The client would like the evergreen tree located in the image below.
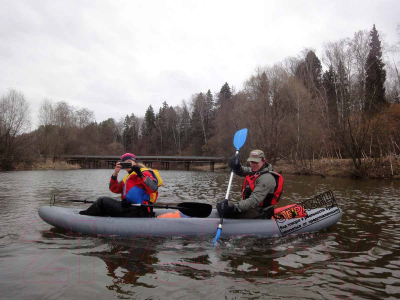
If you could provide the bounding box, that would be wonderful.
[365,24,387,113]
[99,118,118,145]
[122,115,133,151]
[257,71,269,103]
[143,105,155,136]
[216,82,232,107]
[205,89,215,136]
[181,102,191,149]
[323,66,339,127]
[155,102,169,154]
[122,113,140,152]
[295,50,323,97]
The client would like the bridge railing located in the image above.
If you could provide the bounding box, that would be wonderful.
[60,155,228,171]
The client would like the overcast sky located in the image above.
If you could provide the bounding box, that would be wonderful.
[1,0,399,128]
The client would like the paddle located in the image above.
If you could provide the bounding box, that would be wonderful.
[51,196,212,218]
[213,128,248,246]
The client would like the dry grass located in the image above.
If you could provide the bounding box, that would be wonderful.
[14,160,81,171]
[275,157,400,179]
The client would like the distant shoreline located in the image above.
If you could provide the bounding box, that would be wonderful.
[12,160,81,171]
[4,158,400,180]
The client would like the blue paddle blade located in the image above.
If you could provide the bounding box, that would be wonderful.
[213,228,222,246]
[233,128,248,150]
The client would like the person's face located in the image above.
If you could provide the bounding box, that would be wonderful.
[249,159,264,172]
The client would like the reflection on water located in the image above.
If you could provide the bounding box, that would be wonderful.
[0,170,400,299]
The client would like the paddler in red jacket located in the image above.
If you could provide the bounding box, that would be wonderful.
[79,153,159,217]
[217,150,283,219]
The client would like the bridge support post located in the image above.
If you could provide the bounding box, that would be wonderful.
[185,162,190,171]
[163,162,170,170]
[210,162,215,172]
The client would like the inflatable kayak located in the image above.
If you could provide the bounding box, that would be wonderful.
[38,205,342,237]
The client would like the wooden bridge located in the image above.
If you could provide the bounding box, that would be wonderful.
[61,155,228,171]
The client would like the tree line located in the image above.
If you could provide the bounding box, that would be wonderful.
[1,25,400,176]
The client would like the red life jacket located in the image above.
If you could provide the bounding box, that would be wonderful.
[241,170,283,207]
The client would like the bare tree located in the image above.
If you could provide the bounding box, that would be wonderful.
[38,98,54,126]
[76,108,95,129]
[38,100,76,162]
[37,99,54,161]
[190,92,214,149]
[0,89,31,168]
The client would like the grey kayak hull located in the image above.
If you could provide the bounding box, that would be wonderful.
[38,206,342,237]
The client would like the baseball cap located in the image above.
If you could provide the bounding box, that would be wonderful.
[247,150,265,162]
[121,153,136,162]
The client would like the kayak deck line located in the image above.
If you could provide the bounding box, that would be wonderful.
[38,206,342,238]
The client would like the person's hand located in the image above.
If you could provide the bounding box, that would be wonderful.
[230,154,241,173]
[113,162,122,177]
[260,205,274,219]
[131,165,143,178]
[216,200,237,217]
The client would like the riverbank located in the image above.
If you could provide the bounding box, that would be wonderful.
[275,157,400,180]
[12,160,81,171]
[193,157,400,180]
[5,157,400,179]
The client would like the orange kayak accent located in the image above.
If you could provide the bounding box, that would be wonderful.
[157,210,182,218]
[272,204,307,219]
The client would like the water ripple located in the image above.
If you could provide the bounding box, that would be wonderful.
[0,171,399,299]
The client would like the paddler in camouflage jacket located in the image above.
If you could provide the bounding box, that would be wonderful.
[217,150,284,219]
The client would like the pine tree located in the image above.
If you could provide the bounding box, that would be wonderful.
[216,82,232,107]
[122,113,140,152]
[155,102,169,154]
[181,102,191,149]
[144,105,155,136]
[122,115,133,151]
[323,66,338,127]
[205,89,214,136]
[295,50,323,98]
[365,24,387,113]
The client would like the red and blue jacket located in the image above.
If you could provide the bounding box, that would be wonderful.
[109,168,159,205]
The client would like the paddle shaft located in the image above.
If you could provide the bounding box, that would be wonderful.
[219,150,238,226]
[214,128,248,246]
[51,198,212,218]
[55,199,200,210]
[224,153,237,200]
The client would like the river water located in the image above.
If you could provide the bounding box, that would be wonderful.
[0,169,399,300]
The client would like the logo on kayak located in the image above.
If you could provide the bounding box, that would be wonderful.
[274,204,305,223]
[273,190,340,236]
